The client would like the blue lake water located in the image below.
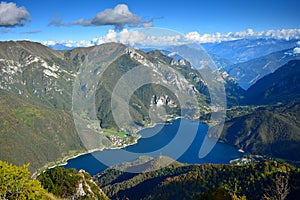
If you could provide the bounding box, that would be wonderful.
[64,118,243,175]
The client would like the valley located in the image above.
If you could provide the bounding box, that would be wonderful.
[1,1,300,199]
[1,38,300,200]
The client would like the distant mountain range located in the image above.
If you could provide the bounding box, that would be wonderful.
[46,43,74,50]
[245,60,300,104]
[202,38,299,63]
[225,48,300,89]
[45,38,300,90]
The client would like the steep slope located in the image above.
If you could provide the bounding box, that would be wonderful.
[221,60,300,161]
[245,60,300,105]
[221,100,300,161]
[38,167,109,199]
[0,40,78,110]
[210,53,234,69]
[94,156,300,200]
[0,41,244,172]
[0,89,84,171]
[73,43,210,141]
[225,48,300,89]
[202,38,298,63]
[0,41,244,171]
[164,44,245,105]
[0,41,87,171]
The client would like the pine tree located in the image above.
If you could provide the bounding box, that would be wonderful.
[0,160,46,199]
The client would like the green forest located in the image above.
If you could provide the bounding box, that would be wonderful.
[3,157,299,200]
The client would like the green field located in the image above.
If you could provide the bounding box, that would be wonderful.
[102,128,128,138]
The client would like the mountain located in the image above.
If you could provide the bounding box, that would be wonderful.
[157,47,234,70]
[220,60,300,161]
[38,166,109,199]
[225,48,300,89]
[222,100,300,161]
[209,53,234,69]
[164,44,246,105]
[2,40,300,199]
[0,41,86,171]
[0,41,244,172]
[203,38,299,63]
[94,156,300,200]
[0,89,85,172]
[245,60,300,104]
[47,43,74,50]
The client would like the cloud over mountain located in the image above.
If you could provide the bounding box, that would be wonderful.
[0,2,30,27]
[44,28,300,49]
[49,4,152,30]
[185,29,300,43]
[293,47,300,54]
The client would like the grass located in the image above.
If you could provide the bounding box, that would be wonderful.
[102,128,128,138]
[11,107,45,127]
[0,90,86,172]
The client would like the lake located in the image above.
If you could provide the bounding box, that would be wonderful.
[64,118,243,175]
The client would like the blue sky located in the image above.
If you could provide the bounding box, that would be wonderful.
[1,0,300,45]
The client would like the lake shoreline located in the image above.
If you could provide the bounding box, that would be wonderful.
[57,117,184,167]
[35,116,239,177]
[62,118,244,176]
[34,117,181,177]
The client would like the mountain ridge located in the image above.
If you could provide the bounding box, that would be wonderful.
[245,60,300,104]
[203,38,299,63]
[224,48,300,89]
[0,40,244,172]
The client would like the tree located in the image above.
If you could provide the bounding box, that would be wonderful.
[37,167,80,198]
[0,160,46,199]
[197,187,233,200]
[263,173,290,200]
[38,167,109,200]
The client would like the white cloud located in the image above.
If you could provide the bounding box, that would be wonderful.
[49,4,152,30]
[142,20,153,28]
[119,29,146,46]
[90,29,184,47]
[257,29,300,40]
[43,28,300,49]
[0,2,30,27]
[43,40,56,46]
[42,40,93,48]
[292,40,300,54]
[233,28,255,38]
[90,29,147,46]
[105,29,118,42]
[184,28,300,43]
[185,32,201,41]
[184,31,238,43]
[90,4,141,29]
[91,29,118,45]
[293,47,300,54]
